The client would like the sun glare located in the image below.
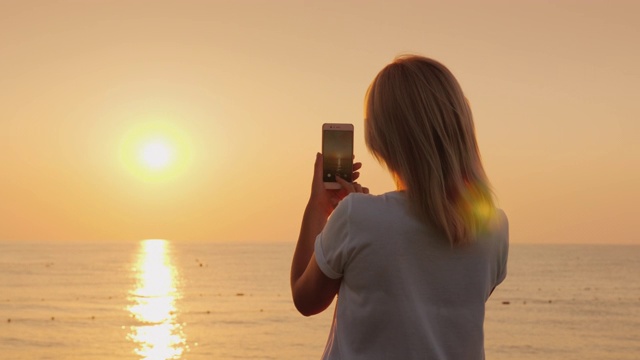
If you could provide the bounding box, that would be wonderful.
[128,239,186,359]
[120,122,192,183]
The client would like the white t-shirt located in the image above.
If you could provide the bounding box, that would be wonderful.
[314,191,509,360]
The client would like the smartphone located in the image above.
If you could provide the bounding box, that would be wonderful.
[322,123,354,189]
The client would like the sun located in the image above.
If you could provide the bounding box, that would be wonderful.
[139,140,174,170]
[120,122,192,182]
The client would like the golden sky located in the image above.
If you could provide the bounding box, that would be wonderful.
[1,1,638,244]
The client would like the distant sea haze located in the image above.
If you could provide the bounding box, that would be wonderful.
[0,241,638,359]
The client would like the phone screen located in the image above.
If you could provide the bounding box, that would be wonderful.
[323,129,354,183]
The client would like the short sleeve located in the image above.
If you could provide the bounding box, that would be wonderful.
[314,195,352,280]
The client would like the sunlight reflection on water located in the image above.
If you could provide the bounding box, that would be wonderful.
[128,239,187,359]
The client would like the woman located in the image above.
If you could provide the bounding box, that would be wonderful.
[290,55,508,359]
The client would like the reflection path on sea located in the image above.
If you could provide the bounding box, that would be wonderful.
[128,239,187,359]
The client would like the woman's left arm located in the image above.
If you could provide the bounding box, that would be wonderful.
[290,200,339,316]
[290,153,367,316]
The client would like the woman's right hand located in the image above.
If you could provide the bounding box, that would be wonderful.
[335,174,369,195]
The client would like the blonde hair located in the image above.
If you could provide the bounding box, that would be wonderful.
[365,55,496,246]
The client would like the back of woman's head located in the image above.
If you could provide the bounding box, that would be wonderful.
[365,55,496,246]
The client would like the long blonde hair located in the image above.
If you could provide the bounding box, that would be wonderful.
[365,55,496,246]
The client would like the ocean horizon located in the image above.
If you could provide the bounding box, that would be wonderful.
[1,241,638,359]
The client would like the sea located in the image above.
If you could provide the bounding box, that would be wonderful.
[0,241,638,359]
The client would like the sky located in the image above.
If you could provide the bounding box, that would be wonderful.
[1,0,638,244]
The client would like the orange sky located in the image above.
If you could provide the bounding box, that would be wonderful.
[1,1,638,244]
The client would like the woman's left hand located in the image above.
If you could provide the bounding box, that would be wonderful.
[308,153,369,216]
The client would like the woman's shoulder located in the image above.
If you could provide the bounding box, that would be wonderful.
[478,208,509,248]
[344,191,410,222]
[493,208,509,233]
[346,191,405,207]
